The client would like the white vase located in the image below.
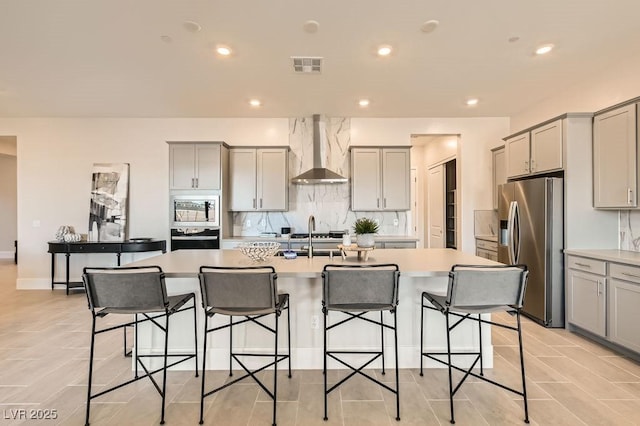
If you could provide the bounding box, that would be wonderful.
[356,233,375,248]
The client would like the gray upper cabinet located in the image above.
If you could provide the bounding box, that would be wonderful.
[593,103,638,208]
[505,119,563,179]
[169,143,222,190]
[229,148,288,211]
[492,145,506,210]
[351,147,410,211]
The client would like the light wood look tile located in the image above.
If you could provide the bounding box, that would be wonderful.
[1,260,639,425]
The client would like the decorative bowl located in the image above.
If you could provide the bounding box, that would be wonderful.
[238,241,281,261]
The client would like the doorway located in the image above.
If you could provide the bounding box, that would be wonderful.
[0,136,17,263]
[410,134,459,249]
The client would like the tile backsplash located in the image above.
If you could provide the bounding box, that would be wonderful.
[232,116,409,236]
[474,209,498,237]
[619,210,640,251]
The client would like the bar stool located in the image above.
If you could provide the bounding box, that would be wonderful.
[321,264,401,421]
[82,265,198,426]
[198,266,291,426]
[420,264,530,424]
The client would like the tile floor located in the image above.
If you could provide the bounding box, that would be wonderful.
[0,259,639,425]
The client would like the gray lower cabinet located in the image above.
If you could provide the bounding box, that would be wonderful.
[475,238,498,261]
[608,263,640,353]
[567,266,607,337]
[566,253,640,355]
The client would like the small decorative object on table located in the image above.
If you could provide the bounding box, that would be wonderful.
[353,217,379,248]
[338,244,374,261]
[238,241,281,261]
[55,225,82,242]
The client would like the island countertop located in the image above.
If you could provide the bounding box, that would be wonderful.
[129,247,500,278]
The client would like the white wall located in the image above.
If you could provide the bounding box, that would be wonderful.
[0,118,289,288]
[351,117,510,254]
[2,116,508,288]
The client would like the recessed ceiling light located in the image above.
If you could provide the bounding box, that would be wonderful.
[160,35,172,43]
[249,99,261,107]
[183,21,202,33]
[359,99,370,107]
[377,45,392,56]
[420,20,439,33]
[508,36,520,43]
[535,44,554,55]
[466,98,479,106]
[216,46,232,56]
[303,20,320,33]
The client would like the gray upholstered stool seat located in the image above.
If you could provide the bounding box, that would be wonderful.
[420,264,530,424]
[322,263,401,422]
[82,265,198,426]
[198,265,291,426]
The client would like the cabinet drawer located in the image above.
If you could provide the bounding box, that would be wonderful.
[567,256,606,275]
[610,263,640,284]
[476,239,497,251]
[67,243,120,253]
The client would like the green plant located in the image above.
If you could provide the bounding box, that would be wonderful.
[353,217,379,235]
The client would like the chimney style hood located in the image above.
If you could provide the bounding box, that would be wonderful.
[291,114,348,184]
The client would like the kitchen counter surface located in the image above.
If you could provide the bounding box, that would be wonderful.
[129,248,500,370]
[129,247,497,278]
[564,249,640,266]
[223,235,419,243]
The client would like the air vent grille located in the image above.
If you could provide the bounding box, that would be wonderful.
[291,57,322,73]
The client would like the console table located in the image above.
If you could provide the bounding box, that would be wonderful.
[48,240,167,294]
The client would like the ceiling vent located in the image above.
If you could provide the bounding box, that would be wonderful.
[291,57,322,73]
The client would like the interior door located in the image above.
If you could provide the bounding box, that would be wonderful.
[427,165,444,248]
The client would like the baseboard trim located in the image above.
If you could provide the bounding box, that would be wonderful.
[16,278,52,290]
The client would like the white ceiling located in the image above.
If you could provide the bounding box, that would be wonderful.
[1,0,639,118]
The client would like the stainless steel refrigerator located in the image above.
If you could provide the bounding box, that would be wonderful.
[498,177,564,327]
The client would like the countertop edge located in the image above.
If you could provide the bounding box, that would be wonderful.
[564,249,640,266]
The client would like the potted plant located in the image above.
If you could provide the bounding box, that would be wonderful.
[353,217,379,248]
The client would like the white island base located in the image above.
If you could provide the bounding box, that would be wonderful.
[130,248,498,370]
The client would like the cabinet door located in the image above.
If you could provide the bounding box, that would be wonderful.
[609,278,640,353]
[567,269,606,337]
[382,148,410,210]
[505,133,530,179]
[531,119,563,174]
[169,144,196,189]
[257,149,288,211]
[351,148,381,211]
[593,104,637,208]
[229,149,257,211]
[492,146,506,210]
[195,144,221,190]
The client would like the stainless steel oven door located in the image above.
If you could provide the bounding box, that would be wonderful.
[170,228,220,251]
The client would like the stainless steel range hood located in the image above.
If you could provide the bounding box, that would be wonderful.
[291,114,348,184]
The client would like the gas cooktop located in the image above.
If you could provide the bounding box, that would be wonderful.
[289,231,346,239]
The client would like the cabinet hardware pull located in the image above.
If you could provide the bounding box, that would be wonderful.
[191,178,195,188]
[530,159,535,171]
[574,262,591,268]
[597,281,603,296]
[628,188,633,205]
[621,272,640,279]
[524,160,529,172]
[253,198,256,209]
[260,198,263,208]
[384,198,387,208]
[377,198,380,208]
[195,178,199,188]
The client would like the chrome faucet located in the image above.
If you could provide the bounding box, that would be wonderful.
[308,215,316,258]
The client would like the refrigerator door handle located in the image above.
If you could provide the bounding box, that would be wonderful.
[513,201,521,263]
[507,201,516,264]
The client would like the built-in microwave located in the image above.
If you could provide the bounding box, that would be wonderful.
[171,195,220,228]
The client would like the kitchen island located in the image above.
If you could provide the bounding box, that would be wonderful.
[129,248,500,370]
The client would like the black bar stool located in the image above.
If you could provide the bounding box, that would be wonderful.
[198,265,291,426]
[420,264,530,424]
[82,265,198,426]
[321,263,401,421]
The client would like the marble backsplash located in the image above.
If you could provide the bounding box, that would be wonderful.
[474,210,498,237]
[619,210,640,251]
[232,116,409,236]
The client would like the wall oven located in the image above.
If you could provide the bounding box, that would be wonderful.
[170,228,220,251]
[171,194,220,228]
